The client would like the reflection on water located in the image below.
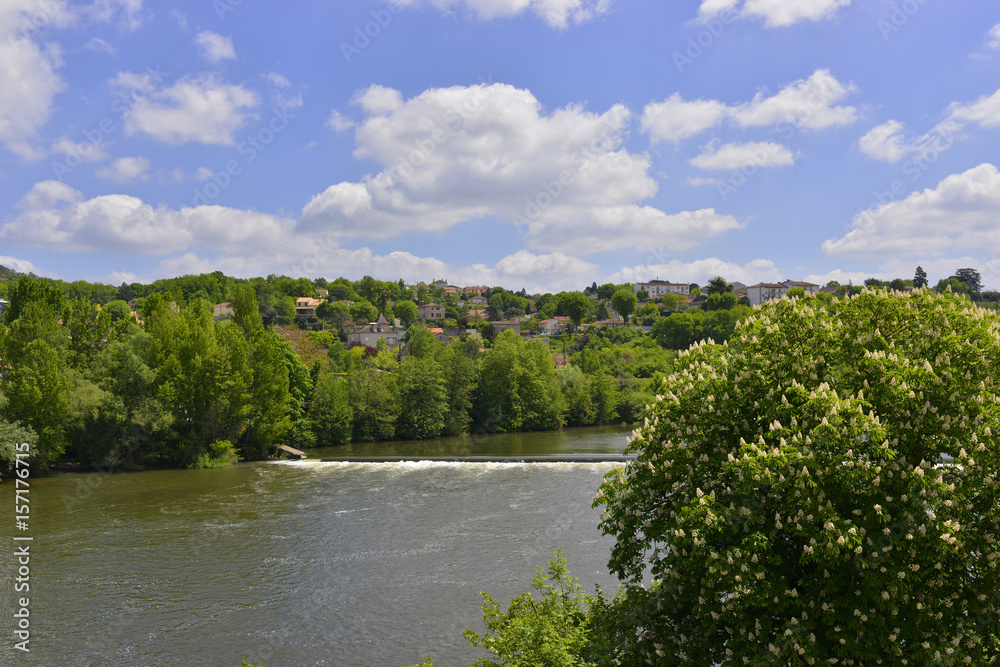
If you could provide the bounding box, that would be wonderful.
[0,426,629,667]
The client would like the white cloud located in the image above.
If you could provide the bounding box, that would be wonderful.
[699,0,849,27]
[642,69,858,144]
[195,31,235,63]
[641,94,729,143]
[95,156,150,183]
[987,24,1000,50]
[0,255,43,276]
[686,176,721,187]
[605,257,782,286]
[120,73,259,145]
[169,9,187,30]
[396,0,612,29]
[265,72,290,88]
[1,181,293,255]
[326,110,356,132]
[946,89,1000,129]
[0,2,69,159]
[50,137,111,162]
[858,88,1000,164]
[857,120,909,163]
[823,163,1000,257]
[84,36,115,54]
[300,83,741,255]
[85,0,145,31]
[690,140,794,170]
[194,166,213,181]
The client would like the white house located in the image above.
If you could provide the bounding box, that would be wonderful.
[634,281,690,298]
[347,313,401,349]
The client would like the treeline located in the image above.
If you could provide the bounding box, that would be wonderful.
[0,276,673,474]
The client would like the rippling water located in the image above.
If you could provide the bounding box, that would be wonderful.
[0,426,631,666]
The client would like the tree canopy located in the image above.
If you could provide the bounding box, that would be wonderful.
[596,289,1000,665]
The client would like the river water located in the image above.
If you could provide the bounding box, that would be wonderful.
[0,426,632,667]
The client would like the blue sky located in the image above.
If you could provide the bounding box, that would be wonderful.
[1,0,999,293]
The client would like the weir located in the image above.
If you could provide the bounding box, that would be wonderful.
[316,454,634,463]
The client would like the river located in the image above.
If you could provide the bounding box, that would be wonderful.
[0,425,632,666]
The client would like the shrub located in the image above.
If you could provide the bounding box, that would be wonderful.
[596,289,1000,664]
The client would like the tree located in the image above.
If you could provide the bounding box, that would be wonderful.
[103,300,132,322]
[320,301,351,336]
[651,310,704,349]
[935,277,970,295]
[610,289,637,323]
[705,291,738,311]
[705,276,731,295]
[596,289,1000,665]
[864,277,883,287]
[784,286,805,298]
[349,299,378,324]
[952,268,982,296]
[392,300,419,328]
[558,292,591,329]
[5,275,64,324]
[396,356,447,440]
[660,293,687,313]
[636,289,649,302]
[349,361,397,442]
[913,265,928,289]
[597,283,618,301]
[307,373,353,445]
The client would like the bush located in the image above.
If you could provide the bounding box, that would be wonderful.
[191,439,239,468]
[596,289,1000,664]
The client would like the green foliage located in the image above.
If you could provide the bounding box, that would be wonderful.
[785,286,806,298]
[914,265,928,289]
[596,289,1000,664]
[463,552,605,667]
[651,310,704,349]
[103,300,132,322]
[705,275,731,295]
[307,373,353,446]
[706,291,739,310]
[393,299,420,327]
[190,439,239,468]
[472,330,563,433]
[350,299,379,324]
[557,292,591,328]
[349,362,398,442]
[396,356,448,439]
[610,289,637,323]
[5,275,64,324]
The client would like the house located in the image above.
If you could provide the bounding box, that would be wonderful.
[634,281,690,298]
[418,302,446,322]
[315,288,329,298]
[492,320,521,335]
[213,302,234,319]
[347,313,402,349]
[0,300,8,317]
[592,318,626,328]
[428,327,451,343]
[746,280,821,306]
[537,317,569,335]
[467,295,488,306]
[444,285,461,296]
[782,280,820,294]
[466,308,486,320]
[463,285,489,295]
[295,297,323,317]
[727,281,747,291]
[431,279,449,289]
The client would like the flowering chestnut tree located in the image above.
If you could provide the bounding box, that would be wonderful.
[596,289,1000,665]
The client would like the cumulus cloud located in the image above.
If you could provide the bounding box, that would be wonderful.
[858,88,1000,164]
[642,69,857,143]
[0,2,70,158]
[50,137,111,163]
[300,83,741,255]
[689,140,794,170]
[95,156,151,183]
[195,31,235,63]
[987,24,1000,50]
[118,73,259,145]
[1,181,293,255]
[698,0,849,27]
[0,255,44,276]
[396,0,612,29]
[823,163,1000,257]
[326,110,356,132]
[605,257,782,286]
